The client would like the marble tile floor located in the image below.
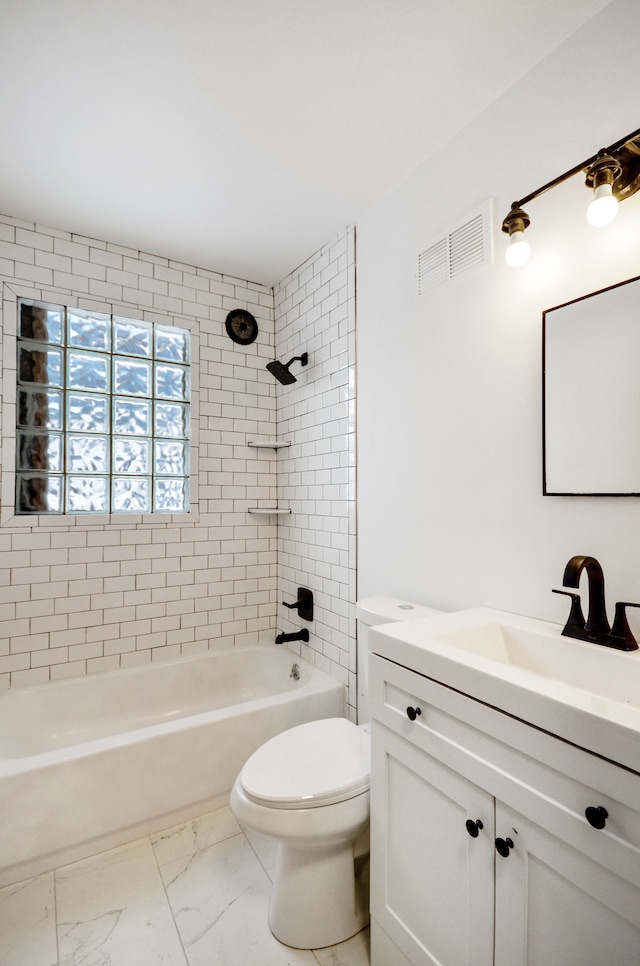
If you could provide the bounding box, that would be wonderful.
[0,804,370,966]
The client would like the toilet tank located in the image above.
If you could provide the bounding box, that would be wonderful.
[355,596,443,724]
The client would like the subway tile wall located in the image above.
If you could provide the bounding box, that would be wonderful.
[0,215,357,709]
[273,228,357,718]
[0,214,280,689]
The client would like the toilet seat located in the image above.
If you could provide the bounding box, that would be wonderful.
[239,717,370,809]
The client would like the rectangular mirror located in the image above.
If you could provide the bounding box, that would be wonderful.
[543,274,640,495]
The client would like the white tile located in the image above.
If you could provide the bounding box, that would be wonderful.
[151,806,242,867]
[2,216,356,711]
[241,826,279,879]
[56,838,187,966]
[0,874,57,966]
[312,926,370,966]
[160,831,316,966]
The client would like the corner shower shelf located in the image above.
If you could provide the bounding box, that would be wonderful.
[248,440,292,516]
[248,506,292,515]
[247,439,291,449]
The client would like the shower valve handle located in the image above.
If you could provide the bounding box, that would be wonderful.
[282,587,314,622]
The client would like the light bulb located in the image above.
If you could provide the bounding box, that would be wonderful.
[587,182,619,227]
[505,230,531,267]
[502,205,530,267]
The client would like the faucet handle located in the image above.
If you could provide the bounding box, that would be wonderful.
[282,587,313,622]
[552,589,586,640]
[609,602,640,651]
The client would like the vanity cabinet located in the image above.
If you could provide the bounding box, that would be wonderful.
[369,654,640,966]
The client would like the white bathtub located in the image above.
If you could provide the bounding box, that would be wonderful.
[0,645,344,886]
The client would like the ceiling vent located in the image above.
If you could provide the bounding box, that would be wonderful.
[416,200,493,296]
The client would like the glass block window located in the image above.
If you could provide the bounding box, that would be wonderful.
[16,300,190,515]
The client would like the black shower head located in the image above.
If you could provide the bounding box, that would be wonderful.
[266,352,308,385]
[266,359,297,385]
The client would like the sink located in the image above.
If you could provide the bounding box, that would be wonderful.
[432,620,640,706]
[369,608,640,773]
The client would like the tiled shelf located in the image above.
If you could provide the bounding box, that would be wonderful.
[247,440,291,449]
[248,507,292,515]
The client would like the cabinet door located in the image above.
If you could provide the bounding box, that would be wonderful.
[371,724,494,966]
[494,801,640,966]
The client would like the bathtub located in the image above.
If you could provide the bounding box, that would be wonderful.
[0,645,344,886]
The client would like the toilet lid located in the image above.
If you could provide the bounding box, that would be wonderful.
[240,717,370,809]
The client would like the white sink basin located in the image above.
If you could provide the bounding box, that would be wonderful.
[432,620,640,706]
[369,608,640,773]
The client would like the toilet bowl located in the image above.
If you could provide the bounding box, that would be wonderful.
[231,717,370,948]
[230,597,444,949]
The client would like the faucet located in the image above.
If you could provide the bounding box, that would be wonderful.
[275,629,310,645]
[553,555,639,651]
[562,555,610,640]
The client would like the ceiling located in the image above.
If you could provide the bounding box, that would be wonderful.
[1,0,612,286]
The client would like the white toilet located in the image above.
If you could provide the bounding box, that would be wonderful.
[230,596,443,949]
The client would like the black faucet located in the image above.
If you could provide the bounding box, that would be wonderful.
[553,555,639,651]
[562,555,610,640]
[275,629,310,645]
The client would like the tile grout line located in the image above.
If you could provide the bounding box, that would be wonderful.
[148,829,195,966]
[52,870,60,966]
[238,825,273,883]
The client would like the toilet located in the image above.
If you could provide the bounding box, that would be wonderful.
[230,596,443,949]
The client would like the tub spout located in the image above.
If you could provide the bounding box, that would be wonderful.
[275,629,310,645]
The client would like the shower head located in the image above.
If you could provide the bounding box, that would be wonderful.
[266,352,308,385]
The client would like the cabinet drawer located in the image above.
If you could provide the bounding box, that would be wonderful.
[370,653,640,887]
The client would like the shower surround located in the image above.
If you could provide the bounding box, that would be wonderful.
[0,215,357,713]
[273,229,357,715]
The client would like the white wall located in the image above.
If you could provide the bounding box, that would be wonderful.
[356,0,640,633]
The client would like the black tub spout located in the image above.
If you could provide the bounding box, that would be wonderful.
[275,629,310,645]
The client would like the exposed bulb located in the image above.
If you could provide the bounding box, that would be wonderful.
[587,182,619,227]
[505,230,531,267]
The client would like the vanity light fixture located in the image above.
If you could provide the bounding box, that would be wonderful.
[501,127,640,266]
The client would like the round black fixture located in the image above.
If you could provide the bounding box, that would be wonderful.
[495,836,514,857]
[466,819,483,838]
[406,706,422,721]
[225,309,258,346]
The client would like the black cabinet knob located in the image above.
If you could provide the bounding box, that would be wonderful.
[495,836,514,857]
[585,805,608,829]
[406,706,422,721]
[465,819,483,838]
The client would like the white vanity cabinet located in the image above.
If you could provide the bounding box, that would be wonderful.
[369,653,640,966]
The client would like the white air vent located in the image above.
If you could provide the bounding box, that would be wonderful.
[416,200,493,296]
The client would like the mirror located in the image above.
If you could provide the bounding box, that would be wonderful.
[543,275,640,495]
